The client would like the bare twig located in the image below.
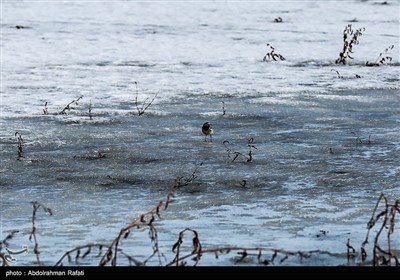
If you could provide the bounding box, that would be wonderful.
[0,231,20,266]
[55,243,142,266]
[98,163,203,266]
[0,231,19,252]
[29,201,53,266]
[167,245,341,266]
[331,69,342,79]
[134,82,158,116]
[89,99,93,120]
[351,132,371,144]
[171,228,202,266]
[360,193,399,266]
[346,238,356,259]
[223,138,257,163]
[59,96,83,115]
[366,45,394,67]
[43,102,49,115]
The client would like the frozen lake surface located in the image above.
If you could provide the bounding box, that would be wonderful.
[1,0,399,266]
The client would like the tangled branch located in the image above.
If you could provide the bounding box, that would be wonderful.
[360,193,399,266]
[98,163,203,266]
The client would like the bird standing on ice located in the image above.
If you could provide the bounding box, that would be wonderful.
[202,122,213,142]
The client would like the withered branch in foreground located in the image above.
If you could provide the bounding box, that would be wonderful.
[29,201,53,266]
[360,193,399,266]
[98,163,203,266]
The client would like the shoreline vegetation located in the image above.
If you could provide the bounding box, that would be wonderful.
[2,5,399,267]
[1,186,398,266]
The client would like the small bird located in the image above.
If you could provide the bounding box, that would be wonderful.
[202,122,213,142]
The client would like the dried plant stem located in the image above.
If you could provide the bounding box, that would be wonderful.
[0,255,6,266]
[366,45,394,67]
[55,243,142,266]
[29,201,53,266]
[361,193,385,262]
[336,24,365,64]
[331,69,342,79]
[222,101,226,116]
[387,200,399,265]
[0,230,20,266]
[351,132,371,145]
[168,245,341,266]
[134,82,158,116]
[98,163,202,266]
[346,238,356,259]
[263,43,286,61]
[15,132,24,160]
[99,202,164,266]
[372,195,389,266]
[171,228,202,266]
[361,193,399,266]
[89,99,93,120]
[59,96,83,115]
[43,102,48,115]
[0,230,19,251]
[223,138,257,163]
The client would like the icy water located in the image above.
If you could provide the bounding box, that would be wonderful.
[1,0,399,266]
